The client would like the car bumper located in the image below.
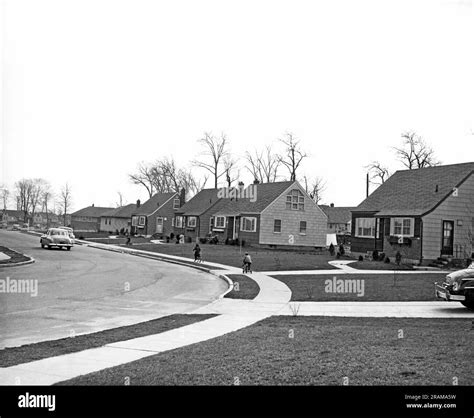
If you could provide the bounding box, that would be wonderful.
[435,283,465,301]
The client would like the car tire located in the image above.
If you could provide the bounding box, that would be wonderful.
[41,243,45,248]
[461,301,474,311]
[67,247,71,251]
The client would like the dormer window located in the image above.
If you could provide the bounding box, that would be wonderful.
[173,197,180,209]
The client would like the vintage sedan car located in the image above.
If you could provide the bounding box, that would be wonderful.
[58,226,75,241]
[435,263,474,310]
[40,228,74,250]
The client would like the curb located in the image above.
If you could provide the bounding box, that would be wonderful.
[0,256,35,268]
[77,240,234,299]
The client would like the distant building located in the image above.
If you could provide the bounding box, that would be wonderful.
[130,191,183,237]
[99,203,137,234]
[320,204,355,235]
[71,205,114,232]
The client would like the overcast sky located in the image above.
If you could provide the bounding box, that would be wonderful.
[1,0,473,212]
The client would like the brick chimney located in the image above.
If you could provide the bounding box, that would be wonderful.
[136,199,141,208]
[179,188,186,206]
[330,203,334,207]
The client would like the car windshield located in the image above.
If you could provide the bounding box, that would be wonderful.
[51,230,67,236]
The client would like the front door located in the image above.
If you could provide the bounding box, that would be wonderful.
[441,220,454,256]
[156,217,164,234]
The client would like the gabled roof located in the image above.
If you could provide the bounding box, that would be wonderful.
[2,209,24,219]
[132,192,177,216]
[212,181,296,216]
[320,206,355,224]
[177,189,220,216]
[354,162,474,216]
[71,206,114,218]
[102,204,138,218]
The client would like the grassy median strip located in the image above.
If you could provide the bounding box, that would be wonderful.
[272,273,447,301]
[0,246,31,265]
[135,243,340,271]
[224,274,260,299]
[0,314,216,368]
[57,317,473,386]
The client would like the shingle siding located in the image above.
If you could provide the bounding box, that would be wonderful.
[422,173,474,261]
[260,184,327,247]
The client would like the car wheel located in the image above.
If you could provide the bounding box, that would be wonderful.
[41,244,45,248]
[67,247,71,251]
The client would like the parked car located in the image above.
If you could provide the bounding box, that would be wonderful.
[12,224,20,231]
[40,228,74,250]
[58,226,75,241]
[435,262,474,310]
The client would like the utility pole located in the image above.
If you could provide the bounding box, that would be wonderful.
[366,173,370,198]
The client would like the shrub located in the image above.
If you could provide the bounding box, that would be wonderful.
[372,250,379,261]
[384,256,391,263]
[329,243,335,256]
[358,255,364,261]
[199,237,207,244]
[378,252,385,261]
[225,238,230,245]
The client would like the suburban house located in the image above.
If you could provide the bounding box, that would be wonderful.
[1,209,25,226]
[320,204,354,235]
[172,189,220,241]
[32,212,62,228]
[173,181,328,248]
[130,191,183,237]
[351,162,474,264]
[99,203,137,234]
[71,205,114,232]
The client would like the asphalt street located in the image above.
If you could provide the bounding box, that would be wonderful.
[0,230,227,348]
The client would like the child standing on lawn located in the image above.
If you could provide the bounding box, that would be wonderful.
[193,243,202,263]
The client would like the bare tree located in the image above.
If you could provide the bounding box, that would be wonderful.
[116,192,125,208]
[302,175,326,204]
[394,132,440,169]
[224,157,239,188]
[41,186,53,229]
[15,179,35,223]
[192,132,230,188]
[245,145,281,183]
[58,183,72,226]
[129,162,156,198]
[278,133,307,181]
[0,186,10,212]
[366,161,391,185]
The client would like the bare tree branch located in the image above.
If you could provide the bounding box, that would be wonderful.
[278,133,307,181]
[394,131,440,169]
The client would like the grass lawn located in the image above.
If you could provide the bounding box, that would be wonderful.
[0,314,216,368]
[133,243,342,271]
[0,246,31,265]
[58,317,473,386]
[224,274,260,299]
[349,260,415,270]
[273,273,448,301]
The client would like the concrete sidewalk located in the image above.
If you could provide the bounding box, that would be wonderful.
[264,260,450,276]
[0,265,291,385]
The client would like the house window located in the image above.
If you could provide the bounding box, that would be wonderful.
[175,216,184,228]
[355,218,376,238]
[390,218,414,237]
[274,219,282,233]
[214,216,226,229]
[300,221,307,235]
[139,216,146,226]
[241,217,257,232]
[285,189,305,211]
[173,197,180,209]
[187,216,197,227]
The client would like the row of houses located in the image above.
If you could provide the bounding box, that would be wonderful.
[67,162,474,264]
[1,210,70,229]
